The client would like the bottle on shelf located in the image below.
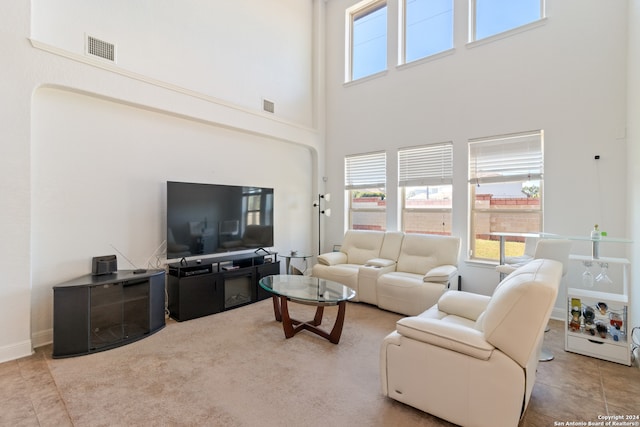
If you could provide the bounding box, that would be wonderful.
[591,224,601,259]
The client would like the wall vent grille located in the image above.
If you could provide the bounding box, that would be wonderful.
[86,36,115,62]
[263,99,275,114]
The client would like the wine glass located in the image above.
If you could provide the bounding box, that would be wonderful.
[595,262,613,286]
[582,260,594,288]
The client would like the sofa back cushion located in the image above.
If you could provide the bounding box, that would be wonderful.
[481,259,562,368]
[379,232,404,262]
[341,230,385,265]
[396,234,460,275]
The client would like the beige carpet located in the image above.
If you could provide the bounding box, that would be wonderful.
[46,299,450,426]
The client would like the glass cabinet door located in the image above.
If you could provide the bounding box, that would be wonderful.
[90,283,124,350]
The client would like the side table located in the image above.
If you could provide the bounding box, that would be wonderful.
[280,251,312,275]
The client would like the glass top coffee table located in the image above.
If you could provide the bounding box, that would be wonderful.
[259,275,356,344]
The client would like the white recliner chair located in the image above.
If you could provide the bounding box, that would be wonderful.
[496,238,572,276]
[503,236,537,266]
[496,238,572,361]
[380,259,563,427]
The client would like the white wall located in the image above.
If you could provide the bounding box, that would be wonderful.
[29,87,313,343]
[0,1,322,362]
[31,0,314,126]
[628,0,640,334]
[324,0,630,313]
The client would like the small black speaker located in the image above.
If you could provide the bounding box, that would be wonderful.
[92,255,117,275]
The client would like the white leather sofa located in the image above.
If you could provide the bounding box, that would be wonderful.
[312,230,460,316]
[380,259,563,427]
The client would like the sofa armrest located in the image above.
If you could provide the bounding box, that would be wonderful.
[396,316,494,360]
[365,258,396,268]
[436,291,491,322]
[423,264,457,283]
[317,251,347,266]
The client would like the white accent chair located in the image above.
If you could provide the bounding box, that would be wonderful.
[380,259,563,427]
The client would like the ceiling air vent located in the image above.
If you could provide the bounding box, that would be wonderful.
[263,99,275,114]
[86,35,116,62]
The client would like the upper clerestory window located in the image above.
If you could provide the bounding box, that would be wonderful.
[470,0,545,42]
[347,0,388,82]
[401,0,454,65]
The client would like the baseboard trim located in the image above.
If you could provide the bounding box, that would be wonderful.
[32,329,53,350]
[0,339,33,364]
[550,307,564,322]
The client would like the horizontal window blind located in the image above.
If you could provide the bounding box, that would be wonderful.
[468,130,543,184]
[345,151,386,190]
[399,142,453,187]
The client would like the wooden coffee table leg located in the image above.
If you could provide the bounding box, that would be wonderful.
[270,295,282,322]
[279,296,296,338]
[312,306,324,326]
[272,297,347,344]
[328,301,347,344]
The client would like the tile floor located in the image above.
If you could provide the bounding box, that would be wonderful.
[1,319,638,426]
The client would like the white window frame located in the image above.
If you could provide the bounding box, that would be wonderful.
[469,0,546,43]
[346,0,388,82]
[468,130,544,261]
[345,151,387,231]
[399,0,454,65]
[398,142,453,235]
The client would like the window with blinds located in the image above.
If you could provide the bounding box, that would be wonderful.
[468,130,544,261]
[398,142,453,235]
[345,151,387,231]
[469,131,543,185]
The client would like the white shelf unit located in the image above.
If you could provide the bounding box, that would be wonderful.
[565,255,631,366]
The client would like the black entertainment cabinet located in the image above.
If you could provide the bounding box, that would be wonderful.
[52,269,166,358]
[167,252,279,321]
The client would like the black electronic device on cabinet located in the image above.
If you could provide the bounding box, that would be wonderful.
[91,254,117,275]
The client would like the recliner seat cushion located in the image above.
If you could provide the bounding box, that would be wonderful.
[377,272,446,316]
[311,263,360,290]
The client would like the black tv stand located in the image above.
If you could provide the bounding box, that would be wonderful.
[167,252,279,321]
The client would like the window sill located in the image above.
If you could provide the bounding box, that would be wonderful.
[396,48,456,71]
[466,17,548,50]
[344,69,388,87]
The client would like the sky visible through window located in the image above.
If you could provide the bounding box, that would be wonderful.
[352,5,387,80]
[406,0,453,63]
[475,0,541,40]
[351,0,541,80]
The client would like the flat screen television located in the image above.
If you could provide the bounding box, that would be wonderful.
[166,181,274,259]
